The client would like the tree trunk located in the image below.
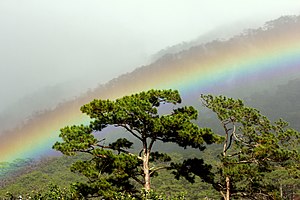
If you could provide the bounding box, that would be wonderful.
[225,176,230,200]
[143,148,151,191]
[280,183,283,199]
[222,122,231,200]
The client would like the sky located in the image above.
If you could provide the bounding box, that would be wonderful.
[0,0,300,114]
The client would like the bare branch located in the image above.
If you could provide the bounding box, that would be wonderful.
[227,158,258,164]
[139,149,143,157]
[148,137,156,152]
[227,151,242,157]
[119,124,143,141]
[220,191,226,200]
[222,119,234,155]
[94,143,143,160]
[131,176,144,185]
[224,122,235,152]
[149,166,168,175]
[232,126,251,147]
[118,149,143,160]
[94,144,110,149]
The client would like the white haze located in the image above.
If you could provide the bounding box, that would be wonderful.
[0,0,300,129]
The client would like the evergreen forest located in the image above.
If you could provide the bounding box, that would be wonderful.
[1,87,299,200]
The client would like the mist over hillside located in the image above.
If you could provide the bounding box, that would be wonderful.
[1,15,300,163]
[0,81,92,132]
[101,15,300,99]
[151,20,267,62]
[0,17,272,133]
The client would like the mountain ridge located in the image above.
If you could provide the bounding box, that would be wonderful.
[1,14,300,162]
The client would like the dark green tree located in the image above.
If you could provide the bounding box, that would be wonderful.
[200,94,300,200]
[53,89,220,198]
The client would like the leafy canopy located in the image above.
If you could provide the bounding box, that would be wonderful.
[53,89,221,198]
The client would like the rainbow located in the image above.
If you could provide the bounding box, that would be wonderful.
[1,18,300,163]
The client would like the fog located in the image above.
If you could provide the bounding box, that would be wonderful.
[0,0,300,126]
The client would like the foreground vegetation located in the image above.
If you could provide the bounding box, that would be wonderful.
[1,89,299,199]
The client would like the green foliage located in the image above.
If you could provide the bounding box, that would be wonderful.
[170,158,213,184]
[200,94,300,199]
[151,153,220,199]
[52,89,221,198]
[0,153,221,199]
[4,183,84,200]
[140,189,186,200]
[0,155,87,198]
[0,158,38,186]
[4,91,299,199]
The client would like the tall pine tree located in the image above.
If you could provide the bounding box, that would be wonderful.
[200,94,300,200]
[53,89,220,198]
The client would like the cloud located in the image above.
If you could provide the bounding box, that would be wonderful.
[0,0,299,113]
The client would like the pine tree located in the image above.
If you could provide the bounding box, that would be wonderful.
[200,94,300,200]
[53,89,220,199]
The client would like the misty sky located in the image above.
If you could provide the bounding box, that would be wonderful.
[1,0,300,112]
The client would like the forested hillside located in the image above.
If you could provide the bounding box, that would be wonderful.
[1,15,300,199]
[0,87,300,199]
[246,78,300,130]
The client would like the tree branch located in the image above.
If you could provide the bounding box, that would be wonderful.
[95,144,143,160]
[118,149,143,160]
[220,190,226,200]
[119,124,143,141]
[227,151,242,157]
[227,159,258,164]
[78,149,93,155]
[149,166,168,175]
[232,128,251,147]
[131,176,144,185]
[224,122,235,152]
[148,137,156,152]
